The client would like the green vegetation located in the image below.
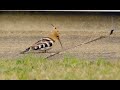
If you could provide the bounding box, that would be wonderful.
[0,54,120,80]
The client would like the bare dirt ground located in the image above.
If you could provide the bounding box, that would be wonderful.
[0,12,120,60]
[0,31,120,60]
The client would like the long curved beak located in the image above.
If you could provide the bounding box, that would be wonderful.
[58,38,63,49]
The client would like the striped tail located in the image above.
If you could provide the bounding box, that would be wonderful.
[20,47,31,54]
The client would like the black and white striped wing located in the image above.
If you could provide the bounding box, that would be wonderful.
[31,37,54,51]
[34,37,54,45]
[20,37,54,54]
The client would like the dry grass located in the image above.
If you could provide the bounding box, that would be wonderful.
[0,12,120,32]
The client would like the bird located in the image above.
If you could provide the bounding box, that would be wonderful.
[20,24,63,54]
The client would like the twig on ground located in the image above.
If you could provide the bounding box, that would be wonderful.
[45,30,114,59]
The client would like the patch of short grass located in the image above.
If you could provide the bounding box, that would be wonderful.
[0,54,120,80]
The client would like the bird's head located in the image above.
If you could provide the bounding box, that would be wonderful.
[49,24,63,49]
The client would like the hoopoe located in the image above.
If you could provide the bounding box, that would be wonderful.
[20,24,63,54]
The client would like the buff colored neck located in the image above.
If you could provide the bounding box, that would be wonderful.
[49,31,58,42]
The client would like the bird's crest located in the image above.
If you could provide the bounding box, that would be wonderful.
[50,24,60,36]
[50,24,63,48]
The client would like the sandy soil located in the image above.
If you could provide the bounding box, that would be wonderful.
[0,12,120,60]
